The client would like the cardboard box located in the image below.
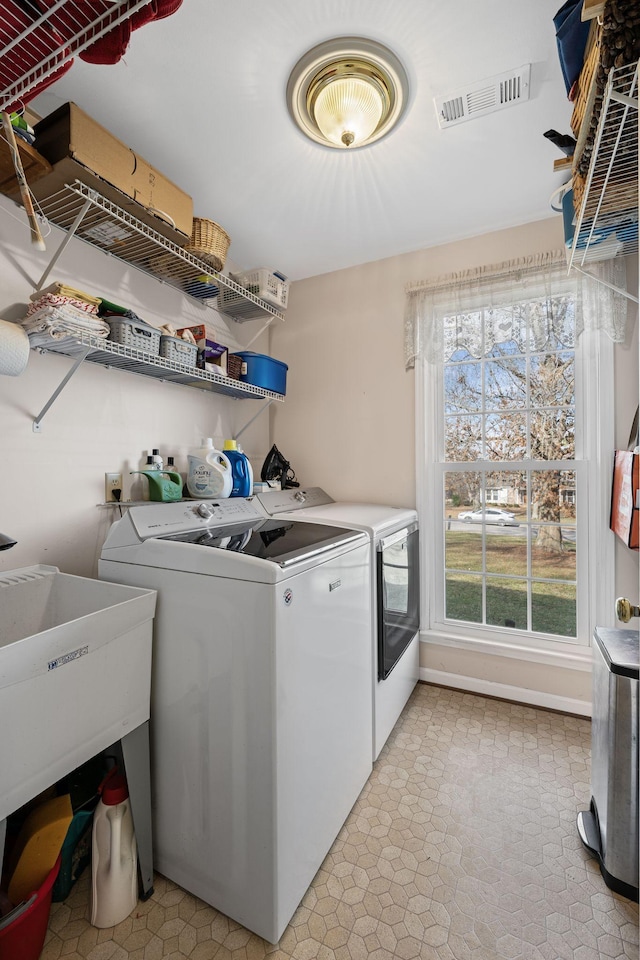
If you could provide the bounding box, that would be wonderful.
[0,138,52,201]
[177,326,229,375]
[177,324,206,341]
[199,340,228,376]
[31,103,193,245]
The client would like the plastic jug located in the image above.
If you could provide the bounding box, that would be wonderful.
[223,440,254,497]
[130,470,183,502]
[186,438,233,499]
[90,769,137,929]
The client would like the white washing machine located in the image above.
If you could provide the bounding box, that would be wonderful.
[99,497,372,943]
[257,488,420,760]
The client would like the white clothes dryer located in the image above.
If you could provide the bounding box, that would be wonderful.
[99,497,372,943]
[257,488,420,760]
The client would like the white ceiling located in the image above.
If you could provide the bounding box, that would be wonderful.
[33,0,574,281]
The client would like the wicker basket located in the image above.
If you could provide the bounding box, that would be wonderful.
[572,1,640,179]
[570,20,601,141]
[227,354,243,380]
[573,170,637,220]
[185,217,231,272]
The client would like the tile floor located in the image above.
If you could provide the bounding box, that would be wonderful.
[42,683,639,960]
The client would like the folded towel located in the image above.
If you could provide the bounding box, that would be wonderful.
[21,304,110,348]
[30,282,101,307]
[27,293,99,317]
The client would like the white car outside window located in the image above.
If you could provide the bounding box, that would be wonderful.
[458,508,519,526]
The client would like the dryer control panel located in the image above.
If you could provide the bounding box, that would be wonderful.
[258,487,334,515]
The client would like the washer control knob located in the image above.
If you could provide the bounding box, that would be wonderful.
[294,491,306,502]
[197,503,213,519]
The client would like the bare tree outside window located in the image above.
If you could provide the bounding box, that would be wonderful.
[441,294,577,638]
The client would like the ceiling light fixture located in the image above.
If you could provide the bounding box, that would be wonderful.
[287,37,409,150]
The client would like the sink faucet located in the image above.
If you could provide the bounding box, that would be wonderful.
[0,533,17,550]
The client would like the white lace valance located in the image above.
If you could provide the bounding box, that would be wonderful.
[404,252,629,368]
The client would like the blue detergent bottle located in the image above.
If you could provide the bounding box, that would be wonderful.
[223,440,253,497]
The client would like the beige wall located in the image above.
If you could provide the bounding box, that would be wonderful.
[2,196,637,711]
[271,216,639,713]
[0,195,270,577]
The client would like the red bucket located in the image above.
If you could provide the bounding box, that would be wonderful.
[0,855,61,960]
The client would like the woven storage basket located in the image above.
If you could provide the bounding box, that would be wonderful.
[227,354,243,380]
[574,170,637,220]
[570,20,601,140]
[185,217,231,272]
[572,0,640,179]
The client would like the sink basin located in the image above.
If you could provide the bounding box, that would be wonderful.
[0,565,156,821]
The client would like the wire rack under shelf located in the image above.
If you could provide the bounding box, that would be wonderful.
[35,332,286,401]
[569,61,638,269]
[1,1,154,113]
[35,181,285,321]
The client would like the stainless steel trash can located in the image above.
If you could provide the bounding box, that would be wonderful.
[577,626,639,902]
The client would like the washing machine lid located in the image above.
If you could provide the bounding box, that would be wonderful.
[100,499,366,571]
[159,517,364,567]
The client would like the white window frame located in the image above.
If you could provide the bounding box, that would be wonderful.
[416,322,615,667]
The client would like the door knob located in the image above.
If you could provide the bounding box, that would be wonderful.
[615,597,640,623]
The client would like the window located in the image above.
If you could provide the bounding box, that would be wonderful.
[441,292,579,639]
[406,254,625,653]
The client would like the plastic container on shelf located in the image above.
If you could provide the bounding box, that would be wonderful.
[223,440,253,497]
[130,470,183,502]
[230,351,288,395]
[232,268,289,309]
[107,317,160,354]
[183,275,219,300]
[186,438,232,499]
[217,268,289,322]
[159,335,198,367]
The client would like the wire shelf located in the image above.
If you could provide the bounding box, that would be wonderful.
[569,61,638,268]
[36,181,286,321]
[36,331,285,401]
[0,1,154,113]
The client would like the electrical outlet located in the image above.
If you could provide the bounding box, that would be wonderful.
[105,472,123,502]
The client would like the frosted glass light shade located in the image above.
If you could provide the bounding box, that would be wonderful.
[287,37,409,150]
[314,77,384,148]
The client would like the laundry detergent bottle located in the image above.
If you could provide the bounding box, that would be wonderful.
[187,438,232,498]
[90,769,137,928]
[223,440,253,497]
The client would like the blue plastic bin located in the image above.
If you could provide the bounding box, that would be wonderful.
[231,351,288,395]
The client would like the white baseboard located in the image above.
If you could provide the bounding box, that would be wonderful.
[420,667,592,717]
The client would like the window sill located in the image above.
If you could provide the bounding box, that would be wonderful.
[421,625,593,672]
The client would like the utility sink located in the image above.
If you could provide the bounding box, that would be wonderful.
[0,565,156,821]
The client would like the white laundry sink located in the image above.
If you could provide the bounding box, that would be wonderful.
[0,565,156,821]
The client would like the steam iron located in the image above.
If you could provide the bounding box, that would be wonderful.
[261,445,299,489]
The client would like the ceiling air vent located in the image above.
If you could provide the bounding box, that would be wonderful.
[434,64,531,129]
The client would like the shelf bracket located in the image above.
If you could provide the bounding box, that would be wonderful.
[234,399,275,442]
[32,347,91,432]
[243,316,274,349]
[572,264,639,304]
[610,90,638,111]
[35,198,92,291]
